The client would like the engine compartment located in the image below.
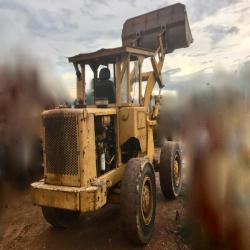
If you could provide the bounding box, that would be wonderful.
[94,115,116,176]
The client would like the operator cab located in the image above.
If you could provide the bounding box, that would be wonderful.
[68,46,157,109]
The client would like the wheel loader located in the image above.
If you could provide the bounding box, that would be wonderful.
[31,3,193,244]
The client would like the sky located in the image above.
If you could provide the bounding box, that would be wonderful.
[0,0,249,98]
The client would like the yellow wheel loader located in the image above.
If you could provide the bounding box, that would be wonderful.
[31,3,193,244]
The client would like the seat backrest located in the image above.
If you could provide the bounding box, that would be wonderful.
[96,68,116,104]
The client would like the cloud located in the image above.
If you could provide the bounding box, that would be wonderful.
[76,29,120,45]
[116,0,137,7]
[186,0,241,21]
[80,7,116,21]
[167,68,182,76]
[28,9,78,37]
[0,0,28,15]
[87,0,108,6]
[187,52,208,57]
[233,5,250,13]
[206,25,240,44]
[0,0,78,38]
[200,60,214,65]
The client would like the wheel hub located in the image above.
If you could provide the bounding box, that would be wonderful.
[141,177,153,225]
[173,157,180,187]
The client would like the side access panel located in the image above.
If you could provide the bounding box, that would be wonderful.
[119,107,147,153]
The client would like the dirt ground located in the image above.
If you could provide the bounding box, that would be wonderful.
[0,174,189,250]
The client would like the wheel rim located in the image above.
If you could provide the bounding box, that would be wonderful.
[173,155,181,187]
[141,176,153,225]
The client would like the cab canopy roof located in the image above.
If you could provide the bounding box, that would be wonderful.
[68,46,155,65]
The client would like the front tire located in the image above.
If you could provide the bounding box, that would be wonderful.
[159,142,183,199]
[121,158,156,244]
[42,207,80,228]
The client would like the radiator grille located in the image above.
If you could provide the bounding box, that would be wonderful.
[44,114,79,176]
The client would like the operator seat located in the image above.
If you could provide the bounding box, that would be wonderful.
[96,68,116,104]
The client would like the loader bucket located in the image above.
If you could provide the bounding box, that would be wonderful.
[122,3,193,53]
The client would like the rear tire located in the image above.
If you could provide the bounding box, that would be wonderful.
[42,207,80,228]
[159,142,183,199]
[121,158,156,245]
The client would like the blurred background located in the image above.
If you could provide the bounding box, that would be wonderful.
[0,0,249,249]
